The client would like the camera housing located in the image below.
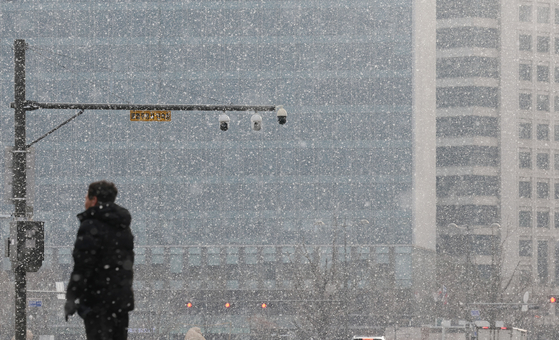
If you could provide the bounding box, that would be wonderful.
[276,106,287,125]
[219,114,230,131]
[251,114,262,131]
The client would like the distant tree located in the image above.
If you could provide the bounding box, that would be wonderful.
[436,230,526,325]
[290,242,347,340]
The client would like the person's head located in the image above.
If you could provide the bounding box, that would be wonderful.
[85,180,118,209]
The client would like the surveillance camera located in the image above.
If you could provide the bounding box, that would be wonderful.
[276,106,287,125]
[219,114,230,131]
[251,114,262,131]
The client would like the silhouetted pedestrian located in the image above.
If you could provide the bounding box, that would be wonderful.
[64,180,135,340]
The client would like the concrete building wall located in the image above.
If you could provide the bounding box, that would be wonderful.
[413,0,437,252]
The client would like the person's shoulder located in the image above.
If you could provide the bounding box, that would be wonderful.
[76,217,108,239]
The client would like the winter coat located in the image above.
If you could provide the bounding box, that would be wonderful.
[66,202,135,314]
[184,327,206,340]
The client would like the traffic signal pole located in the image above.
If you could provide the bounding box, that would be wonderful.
[9,39,283,340]
[13,39,28,340]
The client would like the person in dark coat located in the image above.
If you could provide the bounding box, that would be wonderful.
[64,180,135,340]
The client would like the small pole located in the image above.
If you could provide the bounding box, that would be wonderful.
[13,38,28,340]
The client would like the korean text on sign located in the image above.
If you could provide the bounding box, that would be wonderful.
[130,110,171,122]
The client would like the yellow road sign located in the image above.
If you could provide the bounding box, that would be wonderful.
[130,110,171,121]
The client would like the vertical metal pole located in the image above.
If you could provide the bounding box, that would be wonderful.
[13,39,27,340]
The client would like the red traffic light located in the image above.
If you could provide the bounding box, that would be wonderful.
[550,296,557,303]
[261,303,267,309]
[186,302,193,308]
[225,302,231,308]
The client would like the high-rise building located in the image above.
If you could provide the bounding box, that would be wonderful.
[0,0,436,338]
[436,0,559,327]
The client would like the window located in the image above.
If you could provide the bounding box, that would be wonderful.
[189,280,201,289]
[436,146,499,167]
[437,0,498,19]
[556,243,559,282]
[153,281,165,291]
[58,248,72,264]
[189,247,201,266]
[537,94,550,111]
[437,86,498,108]
[470,236,494,255]
[133,281,144,291]
[555,97,559,112]
[520,34,532,51]
[282,247,295,263]
[437,116,499,137]
[519,210,532,228]
[42,248,53,269]
[247,279,259,289]
[537,66,550,82]
[520,93,532,110]
[520,151,532,168]
[438,57,499,78]
[555,183,559,198]
[263,247,276,262]
[538,6,550,23]
[376,246,390,264]
[519,123,532,139]
[227,280,239,289]
[244,247,258,265]
[169,249,184,274]
[519,240,532,256]
[537,153,550,170]
[357,246,370,260]
[555,67,559,83]
[395,250,412,288]
[556,37,559,53]
[537,181,550,198]
[437,27,499,49]
[151,248,165,265]
[538,37,550,53]
[520,64,532,81]
[319,246,333,268]
[556,8,559,24]
[520,270,532,286]
[555,154,559,170]
[226,247,239,265]
[555,126,559,140]
[207,247,221,266]
[519,181,532,198]
[520,5,532,22]
[170,280,184,290]
[135,248,146,265]
[537,124,550,140]
[538,241,548,282]
[538,211,550,228]
[556,212,559,227]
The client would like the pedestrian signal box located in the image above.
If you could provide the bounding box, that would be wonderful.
[7,221,44,272]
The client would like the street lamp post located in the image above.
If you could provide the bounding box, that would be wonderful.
[13,38,28,340]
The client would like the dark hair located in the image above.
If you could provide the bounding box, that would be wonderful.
[88,180,118,203]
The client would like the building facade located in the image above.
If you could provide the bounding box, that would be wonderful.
[0,0,436,338]
[436,0,559,326]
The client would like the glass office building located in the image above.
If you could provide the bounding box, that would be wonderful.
[0,0,436,338]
